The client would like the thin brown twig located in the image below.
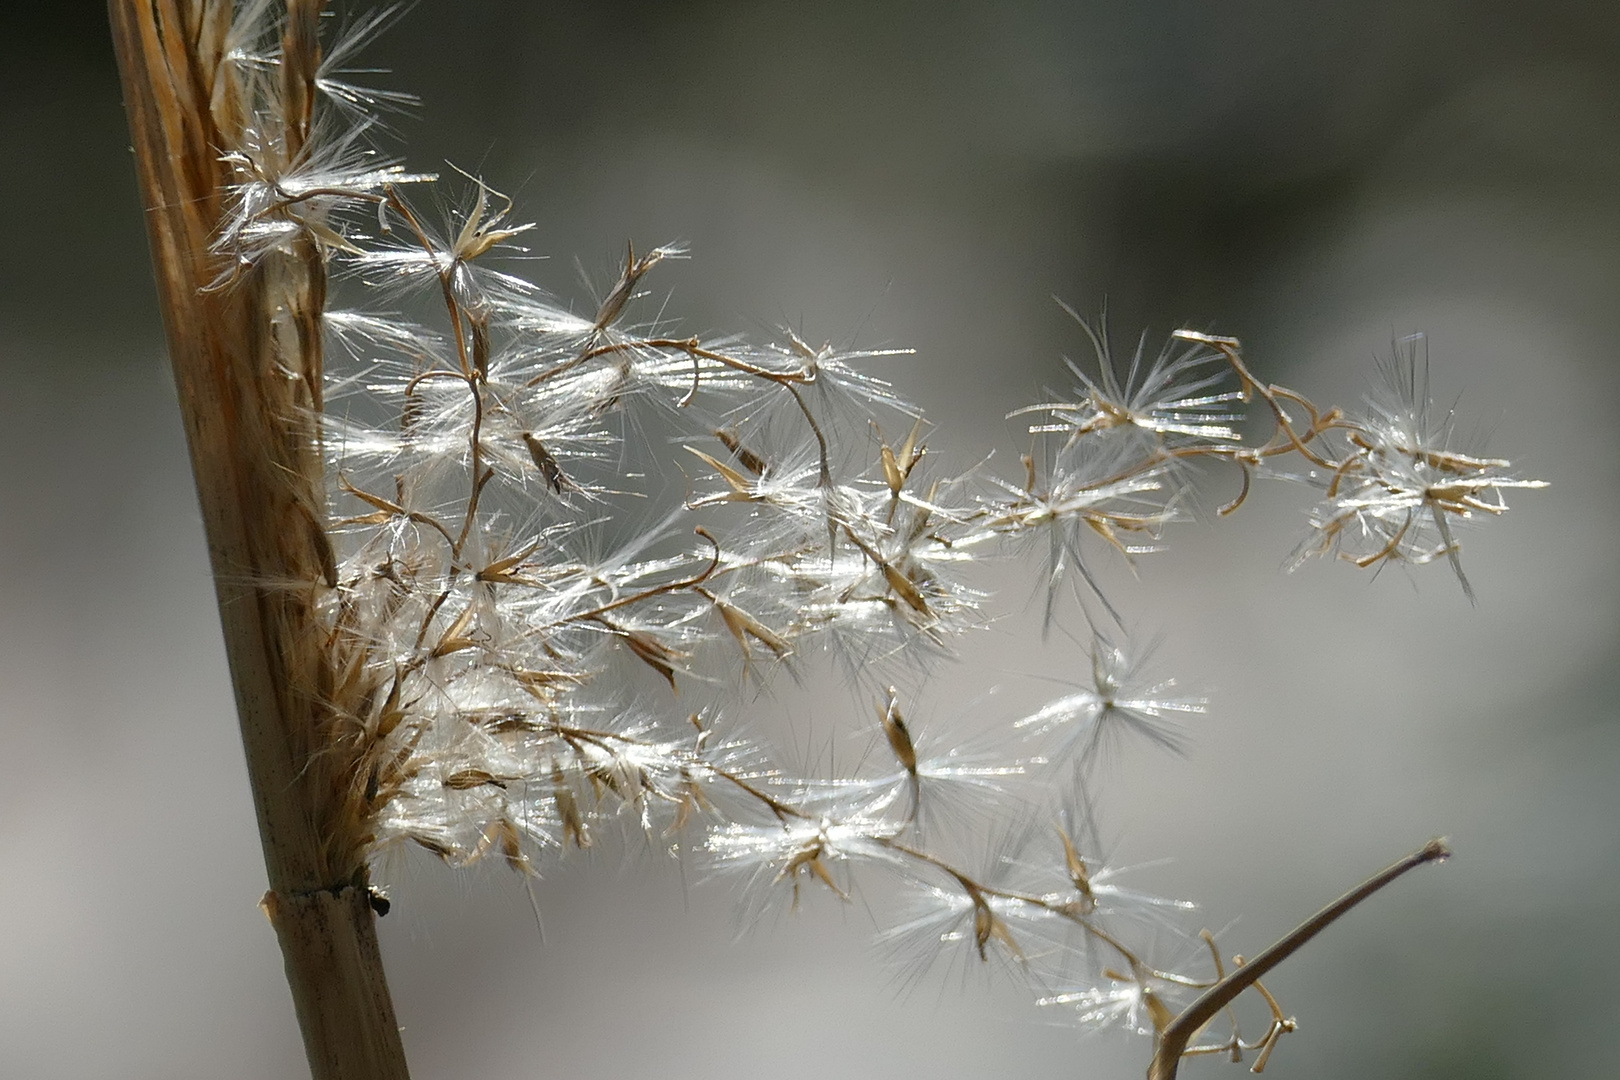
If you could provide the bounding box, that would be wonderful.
[1146,839,1451,1080]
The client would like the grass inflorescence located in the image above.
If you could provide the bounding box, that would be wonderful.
[109,4,1542,1079]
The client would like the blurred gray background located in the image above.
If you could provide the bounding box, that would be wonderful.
[2,1,1617,1077]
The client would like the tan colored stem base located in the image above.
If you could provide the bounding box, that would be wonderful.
[263,887,410,1080]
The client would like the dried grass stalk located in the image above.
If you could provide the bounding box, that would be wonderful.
[107,2,408,1076]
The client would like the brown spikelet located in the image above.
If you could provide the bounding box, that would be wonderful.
[687,446,756,498]
[714,427,768,475]
[522,432,575,493]
[878,687,918,776]
[621,628,685,693]
[552,760,592,849]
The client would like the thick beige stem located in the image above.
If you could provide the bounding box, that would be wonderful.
[264,886,409,1079]
[108,2,409,1077]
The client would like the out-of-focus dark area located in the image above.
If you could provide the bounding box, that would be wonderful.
[2,2,1616,1077]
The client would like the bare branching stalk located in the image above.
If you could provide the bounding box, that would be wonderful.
[1147,839,1451,1080]
[108,3,407,1077]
